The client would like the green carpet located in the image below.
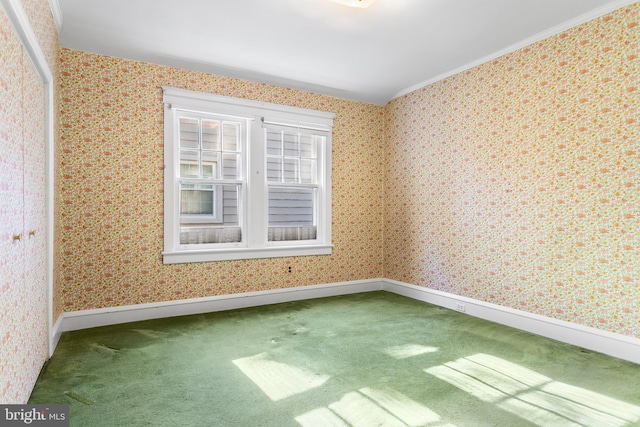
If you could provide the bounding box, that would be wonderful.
[29,291,640,426]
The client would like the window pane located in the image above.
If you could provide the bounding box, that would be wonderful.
[202,151,220,179]
[180,184,214,215]
[283,158,299,183]
[266,157,282,182]
[179,117,199,149]
[202,120,220,150]
[300,159,316,184]
[283,159,300,183]
[283,132,299,157]
[266,130,282,156]
[222,122,240,151]
[300,134,317,158]
[221,185,240,226]
[268,186,316,242]
[268,186,314,226]
[222,153,240,180]
[179,184,241,225]
[180,150,199,178]
[180,163,198,179]
[179,184,243,245]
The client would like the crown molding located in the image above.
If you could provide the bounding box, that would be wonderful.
[392,0,639,101]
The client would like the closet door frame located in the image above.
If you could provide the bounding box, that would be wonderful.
[1,0,55,355]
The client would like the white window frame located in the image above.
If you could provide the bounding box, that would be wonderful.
[163,87,334,264]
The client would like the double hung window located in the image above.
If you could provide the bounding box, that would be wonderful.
[163,87,334,264]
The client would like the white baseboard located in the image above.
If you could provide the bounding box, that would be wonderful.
[53,278,640,365]
[382,279,640,365]
[58,279,384,334]
[49,314,63,357]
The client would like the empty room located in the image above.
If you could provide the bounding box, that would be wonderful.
[1,0,639,425]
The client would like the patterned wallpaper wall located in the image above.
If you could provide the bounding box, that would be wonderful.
[22,0,63,324]
[385,4,639,337]
[58,50,386,311]
[0,0,57,404]
[23,0,59,67]
[21,0,63,326]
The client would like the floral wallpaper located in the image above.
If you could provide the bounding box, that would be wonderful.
[58,50,386,312]
[23,0,63,325]
[385,4,639,337]
[22,0,59,68]
[0,0,56,404]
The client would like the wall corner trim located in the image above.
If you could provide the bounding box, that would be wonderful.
[55,278,640,365]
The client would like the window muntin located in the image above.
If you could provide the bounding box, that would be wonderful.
[163,87,334,263]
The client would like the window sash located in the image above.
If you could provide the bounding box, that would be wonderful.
[172,110,248,250]
[262,122,327,244]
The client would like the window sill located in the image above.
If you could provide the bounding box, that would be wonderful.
[162,244,333,264]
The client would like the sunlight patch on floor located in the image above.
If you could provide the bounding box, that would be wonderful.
[295,408,350,427]
[425,364,508,403]
[497,397,584,427]
[541,382,640,422]
[329,392,407,427]
[232,352,329,401]
[465,353,551,387]
[296,387,457,427]
[383,344,439,359]
[359,387,442,426]
[513,389,632,427]
[425,353,640,427]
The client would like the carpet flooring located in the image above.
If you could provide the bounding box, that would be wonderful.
[29,291,640,426]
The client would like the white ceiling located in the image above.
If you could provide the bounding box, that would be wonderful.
[54,0,635,105]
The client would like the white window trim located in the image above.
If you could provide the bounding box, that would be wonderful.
[162,87,334,264]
